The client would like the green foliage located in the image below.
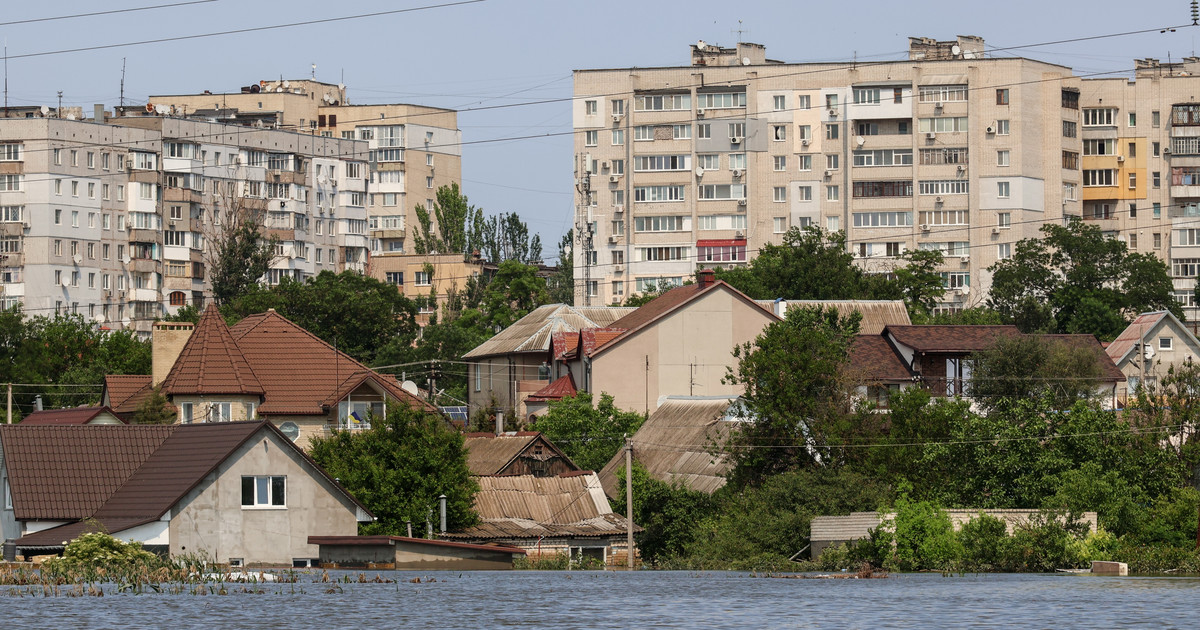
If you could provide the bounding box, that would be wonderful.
[513,551,603,570]
[225,270,419,366]
[967,336,1103,411]
[887,496,960,571]
[610,463,717,564]
[528,392,645,472]
[479,212,543,265]
[956,514,1010,571]
[987,219,1181,338]
[912,306,1004,325]
[308,404,478,535]
[129,387,175,425]
[42,531,162,578]
[1003,512,1087,572]
[161,305,201,324]
[546,230,574,305]
[479,260,551,331]
[723,305,862,486]
[411,183,482,257]
[209,207,278,305]
[374,308,491,405]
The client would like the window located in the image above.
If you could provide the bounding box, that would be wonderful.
[584,100,597,115]
[1083,108,1117,126]
[1083,170,1115,187]
[54,209,62,225]
[1160,337,1173,350]
[853,88,881,104]
[611,129,624,145]
[853,181,913,198]
[919,148,968,165]
[1062,151,1078,170]
[697,154,720,171]
[995,120,1010,135]
[241,476,286,507]
[772,125,786,141]
[918,180,970,195]
[634,126,654,141]
[918,117,969,133]
[998,150,1010,167]
[773,186,786,202]
[852,212,912,227]
[612,99,625,116]
[1129,233,1138,249]
[53,148,61,165]
[918,85,968,102]
[826,185,839,201]
[584,130,597,147]
[918,210,969,226]
[855,149,914,166]
[673,124,691,140]
[697,124,711,139]
[728,153,746,170]
[634,93,690,111]
[1061,89,1080,109]
[1154,171,1161,188]
[797,125,811,141]
[1153,141,1161,157]
[697,184,746,200]
[634,185,684,202]
[997,182,1010,198]
[728,122,746,139]
[996,89,1009,105]
[415,271,432,286]
[634,155,691,171]
[796,185,812,201]
[1063,183,1078,201]
[998,243,1012,259]
[697,245,745,263]
[773,156,787,171]
[826,124,839,140]
[1155,233,1162,249]
[1129,112,1137,127]
[634,216,686,232]
[773,95,786,111]
[1083,139,1116,156]
[774,217,788,233]
[798,155,812,171]
[1063,120,1077,138]
[1129,172,1137,189]
[826,154,839,170]
[697,92,746,109]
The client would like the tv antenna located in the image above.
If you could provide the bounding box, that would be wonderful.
[731,20,749,42]
[119,58,126,108]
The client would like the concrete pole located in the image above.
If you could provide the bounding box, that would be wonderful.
[439,494,447,534]
[6,383,11,424]
[625,435,634,569]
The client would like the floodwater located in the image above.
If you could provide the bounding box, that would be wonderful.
[7,570,1200,628]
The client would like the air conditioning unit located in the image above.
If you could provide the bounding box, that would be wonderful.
[614,264,624,273]
[732,169,743,178]
[696,109,706,118]
[801,138,810,146]
[1116,155,1125,163]
[925,132,937,140]
[919,223,930,232]
[736,199,747,207]
[735,230,745,238]
[992,226,1001,235]
[1164,147,1172,154]
[609,175,621,183]
[959,254,970,264]
[614,206,624,214]
[828,108,838,117]
[729,136,743,144]
[935,196,944,204]
[934,102,943,110]
[601,160,610,170]
[102,290,111,299]
[608,235,619,244]
[824,170,834,179]
[612,113,623,123]
[985,125,996,134]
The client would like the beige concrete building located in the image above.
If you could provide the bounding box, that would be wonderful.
[572,36,1081,312]
[368,252,486,325]
[148,79,462,260]
[1107,310,1200,401]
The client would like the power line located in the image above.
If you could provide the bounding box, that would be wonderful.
[0,1,218,27]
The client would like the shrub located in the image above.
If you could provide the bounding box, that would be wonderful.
[1001,511,1086,572]
[42,531,164,580]
[888,497,959,572]
[957,514,1010,572]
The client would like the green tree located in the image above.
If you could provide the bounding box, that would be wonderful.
[373,308,491,405]
[988,219,1181,339]
[411,183,484,257]
[129,387,175,425]
[480,212,543,265]
[546,230,574,305]
[207,199,278,306]
[967,335,1103,411]
[479,260,551,331]
[308,405,478,535]
[528,392,645,472]
[891,249,947,316]
[610,463,717,564]
[722,305,862,486]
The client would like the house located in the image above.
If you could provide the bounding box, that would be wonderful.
[462,432,579,477]
[561,270,779,415]
[809,510,1098,558]
[597,396,742,498]
[440,472,637,565]
[100,306,435,448]
[308,535,525,570]
[463,304,635,417]
[522,374,578,419]
[19,406,125,426]
[756,299,911,334]
[848,325,1125,408]
[0,421,373,566]
[1107,311,1200,402]
[102,375,157,422]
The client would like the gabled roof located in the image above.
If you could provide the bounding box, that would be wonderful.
[463,304,636,359]
[225,309,434,415]
[442,472,638,540]
[597,396,740,496]
[1106,311,1199,366]
[2,422,374,547]
[885,325,1022,353]
[161,306,264,397]
[1039,334,1126,382]
[524,374,577,403]
[589,280,777,357]
[462,432,578,476]
[20,406,125,426]
[103,375,153,415]
[849,335,916,383]
[759,299,911,335]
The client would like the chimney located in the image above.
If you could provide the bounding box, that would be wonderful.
[773,297,786,318]
[93,104,105,122]
[494,409,504,436]
[439,494,447,534]
[152,321,195,387]
[697,268,716,289]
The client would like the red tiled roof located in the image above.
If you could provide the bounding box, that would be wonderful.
[161,306,264,397]
[228,309,435,415]
[849,335,915,383]
[1039,334,1126,382]
[20,406,125,426]
[581,328,626,355]
[103,375,153,415]
[525,374,577,403]
[885,325,1022,353]
[551,331,578,360]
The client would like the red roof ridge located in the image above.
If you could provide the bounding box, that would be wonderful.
[161,306,264,397]
[525,373,577,402]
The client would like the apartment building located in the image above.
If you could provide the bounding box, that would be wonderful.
[0,109,368,336]
[572,37,1081,309]
[148,80,462,259]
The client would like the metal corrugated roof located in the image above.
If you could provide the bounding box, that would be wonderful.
[462,433,577,476]
[761,300,912,335]
[444,472,635,539]
[1107,311,1174,365]
[598,396,739,496]
[463,305,637,359]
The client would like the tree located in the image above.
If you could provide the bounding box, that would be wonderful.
[373,308,491,405]
[479,260,551,331]
[411,183,484,257]
[891,249,947,316]
[722,305,862,486]
[967,335,1104,411]
[609,463,716,564]
[308,405,478,535]
[545,230,574,305]
[206,195,278,306]
[528,392,646,472]
[225,271,419,365]
[988,219,1181,339]
[129,387,174,425]
[480,212,543,265]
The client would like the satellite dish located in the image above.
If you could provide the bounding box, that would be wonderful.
[1144,345,1156,360]
[60,276,70,287]
[40,105,49,115]
[401,380,420,396]
[337,83,345,91]
[960,285,970,295]
[951,44,961,56]
[856,136,865,147]
[155,104,169,115]
[93,313,106,324]
[121,317,131,327]
[695,168,704,178]
[282,80,290,88]
[72,253,82,265]
[741,57,751,66]
[122,253,131,264]
[275,87,283,93]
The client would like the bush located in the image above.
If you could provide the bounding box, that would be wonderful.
[1002,511,1086,572]
[888,497,959,572]
[957,514,1010,572]
[42,531,164,580]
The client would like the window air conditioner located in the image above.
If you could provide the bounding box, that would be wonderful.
[696,109,706,118]
[985,125,996,134]
[614,264,624,273]
[828,108,838,117]
[919,223,930,232]
[925,132,937,140]
[992,226,1001,235]
[729,136,743,144]
[609,175,621,183]
[732,169,743,178]
[935,196,944,204]
[959,254,970,264]
[934,102,943,110]
[824,170,834,179]
[801,138,810,146]
[736,199,747,207]
[608,235,619,244]
[1116,155,1125,163]
[612,114,623,123]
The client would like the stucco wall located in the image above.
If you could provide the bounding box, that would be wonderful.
[168,429,360,566]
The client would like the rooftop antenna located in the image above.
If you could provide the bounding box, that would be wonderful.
[119,57,126,109]
[731,20,748,43]
[311,63,316,79]
[3,39,8,118]
[56,90,63,117]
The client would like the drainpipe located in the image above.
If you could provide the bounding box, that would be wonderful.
[439,494,447,534]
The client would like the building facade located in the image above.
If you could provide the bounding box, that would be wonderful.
[571,36,1081,311]
[0,111,369,335]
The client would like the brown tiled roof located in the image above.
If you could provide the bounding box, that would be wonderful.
[161,306,264,397]
[0,425,172,520]
[226,310,435,415]
[103,375,153,415]
[760,300,912,335]
[20,406,125,426]
[849,335,915,383]
[442,473,638,540]
[1107,311,1175,365]
[462,432,577,476]
[1039,334,1126,382]
[590,280,777,357]
[524,374,577,403]
[885,325,1022,353]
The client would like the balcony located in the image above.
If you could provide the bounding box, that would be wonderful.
[1171,167,1200,198]
[127,258,160,274]
[163,187,203,204]
[128,228,162,244]
[0,222,26,237]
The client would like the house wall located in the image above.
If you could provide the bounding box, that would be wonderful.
[168,429,361,566]
[1116,318,1200,398]
[468,354,546,419]
[591,289,775,414]
[172,395,262,424]
[0,445,16,550]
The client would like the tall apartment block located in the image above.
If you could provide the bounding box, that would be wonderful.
[572,37,1081,310]
[0,111,368,336]
[148,79,462,261]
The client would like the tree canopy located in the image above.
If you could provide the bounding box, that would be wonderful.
[966,335,1104,411]
[987,219,1180,339]
[528,392,646,472]
[206,199,278,306]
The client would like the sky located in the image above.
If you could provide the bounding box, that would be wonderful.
[2,0,1199,262]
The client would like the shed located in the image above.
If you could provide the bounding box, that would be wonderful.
[307,535,525,570]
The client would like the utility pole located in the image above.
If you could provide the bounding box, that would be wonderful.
[625,435,634,570]
[575,153,594,306]
[6,383,11,424]
[119,58,126,110]
[56,91,63,118]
